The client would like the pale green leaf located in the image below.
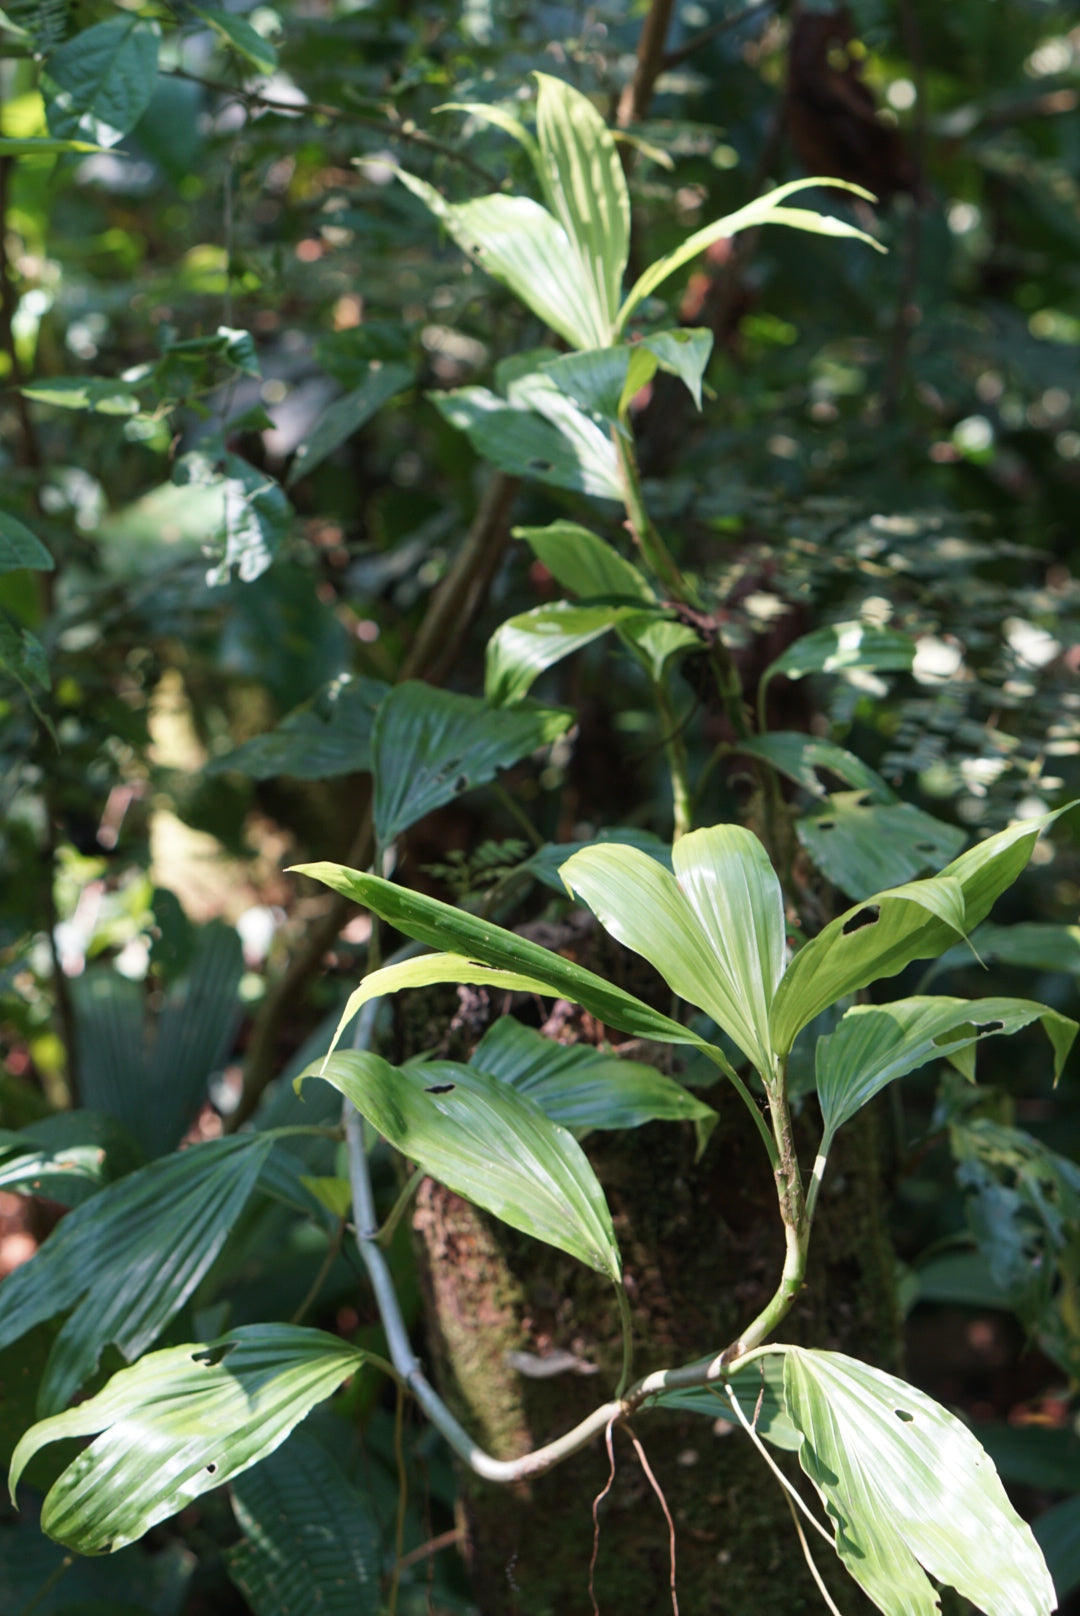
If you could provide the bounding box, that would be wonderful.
[817,996,1078,1144]
[209,675,389,781]
[371,681,571,844]
[798,793,965,900]
[515,520,655,602]
[436,99,543,177]
[191,5,278,75]
[562,824,784,1076]
[784,1346,1055,1616]
[653,1355,799,1450]
[617,178,883,333]
[207,455,292,586]
[485,601,636,704]
[300,1050,622,1278]
[0,1135,273,1415]
[763,620,915,686]
[534,72,629,343]
[226,1433,380,1616]
[398,170,603,349]
[430,385,622,498]
[734,732,895,802]
[22,376,140,414]
[9,1325,368,1553]
[286,364,412,487]
[0,511,53,573]
[44,17,160,149]
[0,135,107,153]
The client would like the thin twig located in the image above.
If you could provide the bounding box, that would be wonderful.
[589,1415,619,1615]
[396,1526,463,1572]
[724,1384,834,1547]
[618,0,677,127]
[289,1216,346,1323]
[387,1381,408,1616]
[783,1491,846,1616]
[626,1426,679,1615]
[661,0,776,73]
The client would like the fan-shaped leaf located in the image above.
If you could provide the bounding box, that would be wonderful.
[300,1050,622,1278]
[798,793,965,900]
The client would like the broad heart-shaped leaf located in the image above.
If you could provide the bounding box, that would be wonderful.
[290,863,706,1051]
[525,827,673,892]
[562,824,785,1077]
[771,809,1071,1057]
[9,1326,368,1555]
[300,1051,622,1279]
[397,170,605,350]
[286,363,412,487]
[514,521,655,602]
[191,5,278,75]
[763,620,915,689]
[616,177,883,333]
[534,72,629,344]
[371,682,570,844]
[226,1433,380,1616]
[798,793,966,901]
[817,996,1078,1146]
[783,1346,1056,1616]
[209,674,389,781]
[734,732,895,803]
[0,511,53,573]
[44,17,160,148]
[466,1015,717,1138]
[485,601,641,705]
[430,385,622,499]
[0,1134,273,1416]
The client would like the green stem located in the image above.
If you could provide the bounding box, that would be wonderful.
[492,781,545,850]
[698,1044,778,1167]
[613,429,695,604]
[615,1280,634,1398]
[290,1217,346,1324]
[377,1166,425,1249]
[653,678,693,839]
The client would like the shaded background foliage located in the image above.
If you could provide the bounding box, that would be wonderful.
[2,0,1080,1610]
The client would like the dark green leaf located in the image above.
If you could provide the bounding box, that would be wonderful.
[930,921,1080,982]
[0,513,53,574]
[734,733,895,802]
[1034,1495,1080,1599]
[0,613,49,696]
[525,827,673,892]
[191,6,277,75]
[430,383,621,498]
[514,521,654,602]
[797,793,966,900]
[206,456,293,586]
[0,1112,141,1206]
[44,18,160,149]
[286,364,412,487]
[763,620,915,686]
[209,675,389,781]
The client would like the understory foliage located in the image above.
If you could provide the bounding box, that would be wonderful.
[1,1,1080,1613]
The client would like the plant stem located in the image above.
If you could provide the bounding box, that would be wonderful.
[492,782,545,850]
[653,679,693,839]
[613,430,694,604]
[615,1280,634,1398]
[377,1166,424,1249]
[290,1217,346,1324]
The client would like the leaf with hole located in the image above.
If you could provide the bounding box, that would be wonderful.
[300,1050,621,1278]
[430,384,621,498]
[9,1326,369,1554]
[783,1346,1056,1616]
[798,793,965,900]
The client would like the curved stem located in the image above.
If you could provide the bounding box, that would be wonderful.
[653,678,693,839]
[615,1281,634,1398]
[614,430,695,605]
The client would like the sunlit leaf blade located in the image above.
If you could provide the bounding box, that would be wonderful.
[467,1016,716,1136]
[485,601,635,704]
[514,520,655,602]
[817,996,1078,1144]
[541,346,632,424]
[617,178,883,332]
[397,171,602,349]
[437,100,544,177]
[22,376,141,414]
[635,328,714,411]
[209,455,293,586]
[290,862,703,1049]
[534,72,630,343]
[763,620,916,686]
[301,1050,622,1279]
[508,369,624,495]
[0,1135,273,1415]
[562,825,784,1074]
[371,682,571,843]
[784,1347,1056,1616]
[798,794,966,900]
[286,364,412,487]
[226,1433,380,1616]
[525,827,673,892]
[652,1355,798,1450]
[43,17,160,148]
[430,386,622,498]
[0,511,53,573]
[209,675,389,781]
[618,614,702,681]
[191,5,277,75]
[734,733,896,802]
[771,810,1070,1055]
[540,330,714,420]
[9,1326,368,1554]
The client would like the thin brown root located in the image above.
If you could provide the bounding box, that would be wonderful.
[588,1414,619,1616]
[783,1490,846,1616]
[626,1426,679,1616]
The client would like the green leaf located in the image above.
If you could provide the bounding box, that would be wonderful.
[539,329,714,423]
[514,520,655,602]
[43,18,161,149]
[22,376,140,415]
[617,178,884,334]
[301,1050,622,1278]
[286,364,412,487]
[485,601,636,704]
[9,1325,368,1554]
[0,511,53,573]
[0,135,107,153]
[763,620,915,687]
[525,827,673,892]
[291,862,705,1049]
[436,99,543,176]
[629,328,714,411]
[770,810,1070,1056]
[930,921,1080,982]
[1034,1495,1080,1600]
[180,453,293,586]
[562,824,785,1076]
[733,733,895,802]
[817,996,1078,1144]
[0,1135,273,1415]
[430,384,621,498]
[0,1112,141,1206]
[226,1433,380,1616]
[398,171,604,350]
[191,5,278,75]
[540,346,633,425]
[209,675,389,781]
[797,793,966,900]
[653,1355,799,1450]
[0,613,49,696]
[783,1346,1055,1616]
[467,1015,717,1137]
[616,614,702,681]
[533,73,629,344]
[371,681,571,844]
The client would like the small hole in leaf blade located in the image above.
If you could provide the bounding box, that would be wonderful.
[425,1083,456,1095]
[842,905,880,935]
